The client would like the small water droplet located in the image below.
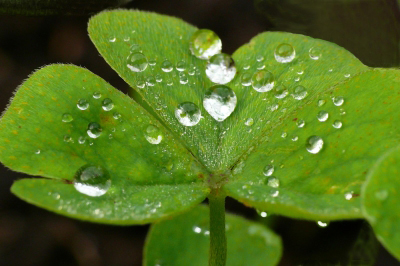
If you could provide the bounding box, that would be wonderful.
[155,74,163,82]
[109,37,116,42]
[127,52,148,72]
[63,135,72,142]
[203,85,237,122]
[123,36,130,42]
[297,119,305,128]
[193,226,202,234]
[317,221,329,228]
[175,102,201,126]
[257,210,268,218]
[309,47,322,60]
[129,44,141,53]
[317,99,326,107]
[266,176,280,188]
[245,118,254,126]
[340,108,346,116]
[292,135,299,141]
[93,92,102,99]
[179,73,188,84]
[332,120,342,129]
[176,61,186,72]
[78,136,86,144]
[189,29,222,60]
[306,136,324,154]
[332,96,344,106]
[112,112,121,120]
[136,78,145,89]
[271,190,279,197]
[146,75,156,86]
[317,111,329,122]
[62,113,73,123]
[206,53,236,84]
[161,59,173,72]
[251,70,275,92]
[148,59,157,66]
[274,85,288,99]
[344,191,353,200]
[102,98,114,111]
[73,165,111,197]
[375,190,388,201]
[263,165,274,176]
[243,65,250,70]
[241,73,252,86]
[35,149,41,154]
[145,125,163,144]
[344,73,351,78]
[292,85,308,100]
[87,122,102,139]
[77,99,89,110]
[274,43,296,63]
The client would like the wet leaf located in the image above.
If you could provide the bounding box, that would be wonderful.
[144,204,282,266]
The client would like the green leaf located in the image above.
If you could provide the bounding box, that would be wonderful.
[225,69,400,220]
[144,204,282,266]
[0,64,209,224]
[362,145,400,261]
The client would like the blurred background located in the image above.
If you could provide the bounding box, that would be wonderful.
[0,0,399,265]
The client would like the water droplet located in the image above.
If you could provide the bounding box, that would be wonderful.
[344,73,351,78]
[35,149,41,154]
[179,73,188,84]
[193,226,202,234]
[317,111,329,122]
[203,85,237,122]
[161,59,173,72]
[306,136,324,154]
[127,52,148,72]
[309,47,322,60]
[245,118,254,126]
[344,192,353,200]
[340,108,346,116]
[73,165,111,197]
[129,44,141,53]
[102,98,114,111]
[77,99,89,110]
[206,53,236,84]
[136,79,145,89]
[256,63,265,70]
[64,135,72,142]
[123,36,130,42]
[281,132,287,138]
[176,61,186,71]
[274,43,296,63]
[189,29,222,60]
[145,125,163,144]
[292,135,299,141]
[266,176,280,188]
[274,85,288,99]
[148,59,157,66]
[317,99,326,107]
[292,85,308,100]
[263,165,274,176]
[251,70,275,92]
[297,119,305,128]
[257,210,268,218]
[155,74,163,82]
[243,65,250,70]
[332,120,342,129]
[78,136,86,144]
[146,75,156,86]
[93,92,102,99]
[271,190,279,197]
[109,37,116,42]
[87,122,102,138]
[241,73,252,86]
[62,113,73,123]
[270,104,279,112]
[317,221,329,227]
[175,102,201,126]
[375,190,388,201]
[332,96,344,106]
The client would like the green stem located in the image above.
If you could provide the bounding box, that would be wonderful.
[208,188,227,266]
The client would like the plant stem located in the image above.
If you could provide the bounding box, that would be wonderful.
[208,188,227,266]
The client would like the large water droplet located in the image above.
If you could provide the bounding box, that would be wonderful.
[309,47,322,60]
[274,43,296,63]
[175,102,202,126]
[87,122,102,138]
[203,85,237,122]
[263,165,274,176]
[189,29,222,60]
[127,52,148,72]
[206,53,236,84]
[297,119,305,128]
[332,120,342,129]
[62,113,73,123]
[292,85,308,100]
[93,92,102,99]
[274,85,288,99]
[161,59,173,72]
[306,136,324,154]
[102,98,114,111]
[317,111,329,122]
[73,165,111,197]
[77,99,89,110]
[176,61,186,72]
[266,176,280,188]
[251,70,275,92]
[332,96,344,106]
[145,125,163,144]
[241,73,252,86]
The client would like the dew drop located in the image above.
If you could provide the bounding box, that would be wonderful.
[203,85,237,122]
[193,226,202,234]
[281,132,287,138]
[309,47,322,60]
[64,135,72,142]
[317,221,329,228]
[344,192,353,200]
[78,136,86,144]
[274,43,296,63]
[155,74,163,82]
[77,99,89,110]
[292,85,308,100]
[251,70,275,92]
[179,73,188,84]
[297,119,305,128]
[93,92,102,99]
[176,61,186,72]
[87,122,102,139]
[136,79,145,89]
[332,96,344,106]
[175,102,202,126]
[245,118,254,126]
[102,98,114,111]
[344,74,351,78]
[332,120,342,129]
[241,73,252,86]
[145,125,163,144]
[292,135,299,141]
[35,149,41,154]
[189,29,222,60]
[109,37,116,42]
[274,85,288,99]
[206,53,236,84]
[263,165,274,176]
[129,44,141,53]
[161,59,173,72]
[317,99,326,107]
[127,52,148,72]
[148,59,157,66]
[257,210,268,218]
[317,111,329,122]
[73,165,111,197]
[62,113,73,123]
[306,136,324,154]
[266,176,280,188]
[146,75,156,86]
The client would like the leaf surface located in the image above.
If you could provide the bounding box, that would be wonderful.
[362,145,400,260]
[0,64,209,224]
[144,204,282,266]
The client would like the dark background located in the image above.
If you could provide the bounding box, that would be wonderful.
[0,0,400,265]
